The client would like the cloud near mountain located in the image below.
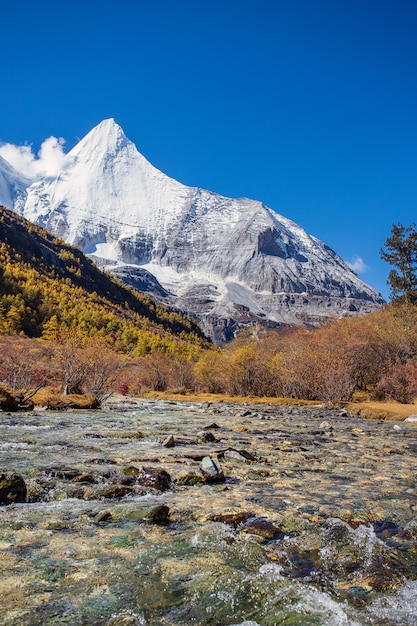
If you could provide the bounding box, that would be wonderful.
[0,136,66,179]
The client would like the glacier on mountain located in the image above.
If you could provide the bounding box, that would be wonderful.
[4,118,383,342]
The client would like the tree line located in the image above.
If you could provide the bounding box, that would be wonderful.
[1,221,417,407]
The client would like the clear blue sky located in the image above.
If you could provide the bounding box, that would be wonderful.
[2,0,416,300]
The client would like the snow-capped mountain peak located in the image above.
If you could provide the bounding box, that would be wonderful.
[3,120,384,341]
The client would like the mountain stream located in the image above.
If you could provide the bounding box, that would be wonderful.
[0,400,417,625]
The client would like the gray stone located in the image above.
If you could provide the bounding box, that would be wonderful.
[162,435,175,448]
[200,456,225,484]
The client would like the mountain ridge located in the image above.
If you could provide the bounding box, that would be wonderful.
[2,119,384,342]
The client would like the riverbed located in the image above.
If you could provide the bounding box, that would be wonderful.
[0,399,416,625]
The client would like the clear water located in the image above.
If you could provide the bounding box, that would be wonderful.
[0,400,416,625]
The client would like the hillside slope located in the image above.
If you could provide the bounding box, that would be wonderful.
[0,206,209,355]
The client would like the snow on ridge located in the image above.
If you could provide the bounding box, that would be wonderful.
[0,118,384,341]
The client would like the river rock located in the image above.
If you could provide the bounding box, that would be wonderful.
[0,471,27,504]
[197,431,217,444]
[83,484,135,500]
[71,473,100,484]
[223,449,256,463]
[175,471,204,486]
[95,509,113,523]
[44,467,81,479]
[146,504,170,525]
[200,456,225,484]
[210,510,253,528]
[241,517,281,539]
[136,467,172,491]
[404,414,417,422]
[162,435,175,448]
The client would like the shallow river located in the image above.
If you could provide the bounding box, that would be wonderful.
[0,399,417,625]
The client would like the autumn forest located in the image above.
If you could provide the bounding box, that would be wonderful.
[0,206,416,410]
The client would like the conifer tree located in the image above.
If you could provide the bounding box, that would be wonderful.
[380,222,417,304]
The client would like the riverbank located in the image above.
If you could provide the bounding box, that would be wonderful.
[104,391,417,423]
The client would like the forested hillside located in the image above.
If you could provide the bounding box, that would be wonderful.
[0,206,209,356]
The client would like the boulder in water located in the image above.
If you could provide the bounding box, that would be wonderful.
[137,467,172,492]
[146,504,170,525]
[0,471,27,504]
[200,456,225,484]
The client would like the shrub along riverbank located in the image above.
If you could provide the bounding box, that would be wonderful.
[2,303,417,413]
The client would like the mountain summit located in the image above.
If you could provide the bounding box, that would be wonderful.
[8,119,383,341]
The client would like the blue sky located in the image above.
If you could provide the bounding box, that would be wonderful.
[2,0,416,300]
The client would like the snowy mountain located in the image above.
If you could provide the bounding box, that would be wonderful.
[0,156,32,215]
[7,119,383,342]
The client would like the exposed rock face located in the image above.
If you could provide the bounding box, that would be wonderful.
[3,119,384,342]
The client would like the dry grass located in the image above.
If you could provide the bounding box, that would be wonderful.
[139,390,320,405]
[33,389,98,410]
[347,400,417,421]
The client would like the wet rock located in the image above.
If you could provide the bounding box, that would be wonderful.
[210,510,253,528]
[71,473,100,484]
[83,484,135,500]
[122,466,142,476]
[241,517,281,539]
[118,475,138,486]
[203,422,220,429]
[88,458,117,465]
[321,517,351,542]
[197,431,217,444]
[136,467,172,492]
[175,471,204,486]
[95,509,113,523]
[0,471,27,504]
[146,504,170,525]
[200,456,225,484]
[222,449,256,463]
[372,519,400,540]
[43,467,81,480]
[162,434,175,448]
[66,485,87,499]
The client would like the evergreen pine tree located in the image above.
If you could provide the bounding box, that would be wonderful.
[380,222,417,304]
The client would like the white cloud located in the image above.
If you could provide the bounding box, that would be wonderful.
[347,255,369,274]
[0,136,66,179]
